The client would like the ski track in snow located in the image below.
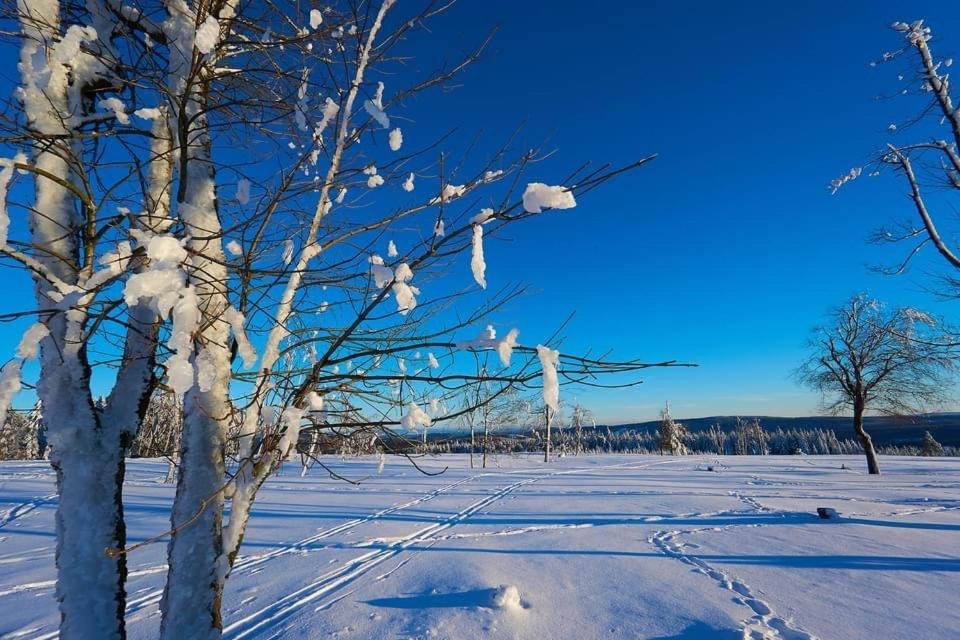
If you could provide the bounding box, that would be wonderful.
[0,493,56,531]
[15,457,939,639]
[224,458,683,638]
[650,484,819,639]
[223,476,540,639]
[119,475,485,624]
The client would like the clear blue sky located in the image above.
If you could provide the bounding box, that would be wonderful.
[394,0,960,423]
[3,1,960,424]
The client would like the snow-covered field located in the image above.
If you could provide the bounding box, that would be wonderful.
[1,454,958,639]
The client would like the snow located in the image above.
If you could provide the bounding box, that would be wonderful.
[1,455,959,639]
[470,224,487,289]
[363,82,390,129]
[194,16,221,54]
[309,9,323,30]
[0,155,25,248]
[403,173,415,192]
[536,344,560,412]
[522,183,577,213]
[389,128,403,151]
[133,107,162,121]
[16,323,49,360]
[830,167,862,194]
[226,240,243,256]
[223,307,257,369]
[387,240,398,257]
[400,401,432,429]
[369,254,393,288]
[489,584,522,610]
[427,352,440,369]
[392,263,419,315]
[98,97,129,124]
[365,165,384,188]
[235,178,251,205]
[306,391,324,412]
[0,360,22,430]
[282,239,294,265]
[195,347,217,392]
[470,207,495,225]
[431,184,466,204]
[496,328,519,367]
[433,219,445,237]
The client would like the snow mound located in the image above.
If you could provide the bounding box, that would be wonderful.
[489,584,522,610]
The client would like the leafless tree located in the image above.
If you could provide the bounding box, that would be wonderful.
[862,21,960,293]
[796,295,955,474]
[0,1,694,636]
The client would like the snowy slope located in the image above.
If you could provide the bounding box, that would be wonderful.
[0,455,957,639]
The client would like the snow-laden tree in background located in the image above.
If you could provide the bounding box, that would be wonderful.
[657,402,687,455]
[0,1,690,637]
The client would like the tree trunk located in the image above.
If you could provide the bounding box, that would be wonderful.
[470,423,475,468]
[483,420,489,469]
[159,76,232,635]
[50,432,127,640]
[159,387,228,639]
[853,402,880,475]
[544,406,551,463]
[39,329,128,640]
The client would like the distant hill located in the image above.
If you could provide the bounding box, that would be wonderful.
[602,413,960,447]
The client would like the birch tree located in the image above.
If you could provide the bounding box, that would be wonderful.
[0,1,691,636]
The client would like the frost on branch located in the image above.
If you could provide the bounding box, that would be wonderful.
[389,128,403,151]
[363,81,390,128]
[401,401,432,429]
[523,183,576,213]
[98,97,129,124]
[537,344,560,412]
[0,321,49,445]
[403,173,415,192]
[470,224,487,289]
[364,165,384,188]
[0,154,26,249]
[457,325,521,367]
[194,16,221,54]
[0,360,22,433]
[309,9,323,30]
[392,263,419,315]
[235,178,251,204]
[497,328,519,367]
[223,307,257,369]
[829,167,862,194]
[430,184,466,205]
[123,233,200,395]
[471,207,495,225]
[893,20,932,45]
[277,406,305,459]
[369,254,393,288]
[370,257,420,314]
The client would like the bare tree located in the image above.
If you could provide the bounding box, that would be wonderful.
[797,295,955,474]
[860,21,960,293]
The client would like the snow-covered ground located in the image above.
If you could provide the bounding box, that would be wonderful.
[1,454,958,639]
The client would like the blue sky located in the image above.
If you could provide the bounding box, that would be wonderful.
[3,1,960,424]
[391,0,960,422]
